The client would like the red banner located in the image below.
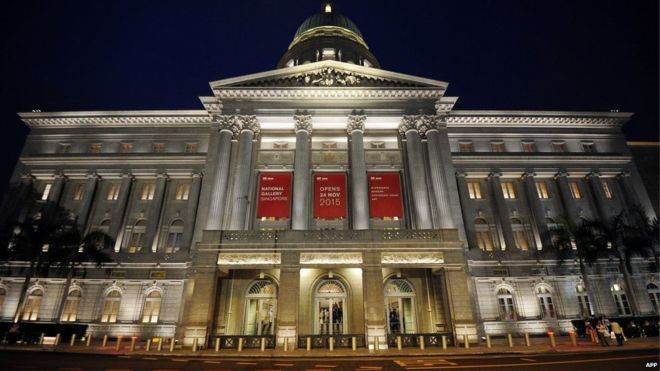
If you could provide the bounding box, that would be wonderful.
[256,173,292,219]
[313,173,347,219]
[368,173,403,218]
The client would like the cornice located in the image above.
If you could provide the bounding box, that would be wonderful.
[452,154,632,165]
[213,88,444,101]
[20,154,206,167]
[447,111,631,128]
[19,110,212,128]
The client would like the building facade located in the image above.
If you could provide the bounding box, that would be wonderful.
[1,4,657,349]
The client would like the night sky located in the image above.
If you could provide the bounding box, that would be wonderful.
[1,0,658,190]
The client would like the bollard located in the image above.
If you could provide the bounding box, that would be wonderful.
[130,337,137,352]
[70,334,76,347]
[169,338,175,352]
[396,335,402,350]
[306,337,311,351]
[39,333,45,345]
[548,331,556,348]
[157,338,163,351]
[146,339,152,352]
[102,335,109,348]
[524,332,531,347]
[329,336,334,351]
[238,337,244,352]
[463,334,469,349]
[442,335,448,349]
[418,335,425,350]
[507,333,513,348]
[260,337,266,352]
[352,336,357,351]
[282,337,287,352]
[569,331,577,347]
[192,337,198,352]
[55,333,61,346]
[374,336,380,351]
[214,338,220,352]
[86,336,92,347]
[115,336,123,351]
[485,334,491,348]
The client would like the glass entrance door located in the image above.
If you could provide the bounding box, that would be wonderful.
[384,279,417,334]
[314,279,347,335]
[244,280,277,335]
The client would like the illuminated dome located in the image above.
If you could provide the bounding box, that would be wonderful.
[277,2,380,69]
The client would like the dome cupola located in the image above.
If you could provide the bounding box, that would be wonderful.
[277,2,380,68]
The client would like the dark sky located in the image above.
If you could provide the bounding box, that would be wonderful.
[1,0,658,189]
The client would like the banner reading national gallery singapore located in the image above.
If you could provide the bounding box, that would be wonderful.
[256,173,292,219]
[313,173,347,219]
[368,173,403,219]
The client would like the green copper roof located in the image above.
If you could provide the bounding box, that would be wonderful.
[294,12,363,40]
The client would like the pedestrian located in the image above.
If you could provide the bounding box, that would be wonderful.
[596,320,610,346]
[610,321,624,346]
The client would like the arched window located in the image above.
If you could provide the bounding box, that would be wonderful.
[61,289,81,322]
[536,285,556,318]
[511,218,529,251]
[142,291,162,323]
[165,220,184,253]
[244,280,278,335]
[128,220,146,253]
[611,284,631,316]
[314,279,347,335]
[22,288,43,321]
[647,283,659,314]
[101,290,121,323]
[384,278,416,334]
[496,287,516,320]
[576,284,593,317]
[98,219,111,234]
[475,218,494,251]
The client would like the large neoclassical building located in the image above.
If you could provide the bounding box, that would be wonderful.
[1,3,657,348]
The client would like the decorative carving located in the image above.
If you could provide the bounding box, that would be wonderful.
[238,115,260,135]
[398,115,419,135]
[347,114,366,134]
[293,112,313,133]
[295,67,363,86]
[216,115,241,138]
[381,252,445,265]
[217,253,281,265]
[300,252,363,265]
[415,115,444,137]
[446,115,627,128]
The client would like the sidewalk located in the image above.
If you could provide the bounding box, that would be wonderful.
[1,337,658,359]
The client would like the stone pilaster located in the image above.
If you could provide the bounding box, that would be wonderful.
[455,173,479,249]
[399,116,432,229]
[182,173,202,251]
[363,251,386,349]
[276,251,300,346]
[522,172,549,249]
[44,174,66,219]
[554,172,578,221]
[228,115,260,230]
[15,174,35,224]
[76,173,99,233]
[291,113,312,230]
[146,173,168,252]
[487,173,515,250]
[347,113,370,230]
[111,174,134,251]
[442,268,478,343]
[586,172,610,222]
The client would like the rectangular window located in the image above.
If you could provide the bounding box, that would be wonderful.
[72,184,84,201]
[514,230,529,251]
[166,232,183,251]
[467,182,482,199]
[140,184,155,201]
[552,141,566,152]
[501,182,516,199]
[184,143,198,153]
[601,180,613,199]
[120,143,134,153]
[57,143,71,153]
[88,143,103,153]
[536,181,549,199]
[152,143,165,153]
[582,142,596,153]
[106,184,120,201]
[521,141,536,152]
[569,181,581,199]
[458,141,473,152]
[41,183,52,201]
[476,231,493,251]
[175,183,190,200]
[128,231,144,253]
[491,142,506,153]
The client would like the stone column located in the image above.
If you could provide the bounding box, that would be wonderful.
[44,174,66,219]
[417,116,454,229]
[76,173,99,232]
[205,116,240,230]
[110,174,134,252]
[616,172,640,209]
[399,116,433,229]
[554,172,578,221]
[146,174,168,252]
[488,173,516,250]
[228,116,259,230]
[291,113,312,230]
[455,173,478,249]
[586,172,610,222]
[363,251,386,349]
[15,174,35,224]
[182,173,202,251]
[347,113,370,230]
[442,268,478,343]
[276,251,300,345]
[521,172,549,249]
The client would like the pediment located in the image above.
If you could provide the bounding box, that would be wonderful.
[209,60,447,89]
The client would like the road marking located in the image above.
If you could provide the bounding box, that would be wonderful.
[520,358,535,362]
[394,360,407,367]
[275,364,295,367]
[358,367,383,370]
[117,356,132,359]
[59,369,82,370]
[171,359,189,362]
[237,362,258,365]
[142,357,158,360]
[403,355,652,369]
[315,366,337,368]
[434,360,458,366]
[204,360,222,364]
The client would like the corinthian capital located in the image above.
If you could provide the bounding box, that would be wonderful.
[216,115,241,138]
[347,114,366,134]
[238,115,260,136]
[416,115,444,137]
[398,115,420,135]
[293,112,312,133]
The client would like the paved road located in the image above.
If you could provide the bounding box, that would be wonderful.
[0,348,658,370]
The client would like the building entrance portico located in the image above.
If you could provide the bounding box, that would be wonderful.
[314,279,347,335]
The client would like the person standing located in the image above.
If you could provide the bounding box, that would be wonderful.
[610,321,624,346]
[596,320,610,346]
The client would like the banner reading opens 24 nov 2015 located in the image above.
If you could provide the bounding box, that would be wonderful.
[256,173,292,219]
[313,173,347,219]
[368,173,403,218]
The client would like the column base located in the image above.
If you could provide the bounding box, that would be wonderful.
[454,323,478,344]
[183,326,207,347]
[366,325,388,350]
[276,326,297,347]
